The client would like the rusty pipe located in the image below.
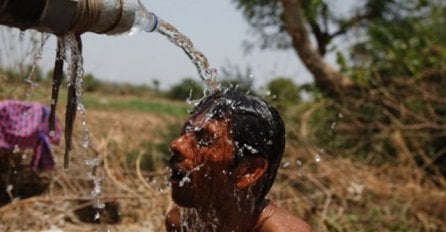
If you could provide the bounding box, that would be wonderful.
[0,0,158,35]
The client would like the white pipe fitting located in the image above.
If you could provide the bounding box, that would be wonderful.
[92,0,139,34]
[91,0,158,35]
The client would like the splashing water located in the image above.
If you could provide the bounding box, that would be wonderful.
[282,161,290,169]
[179,164,204,187]
[296,159,303,166]
[315,154,321,162]
[179,208,219,232]
[23,33,50,97]
[157,19,219,96]
[64,33,90,151]
[63,33,104,220]
[12,144,20,154]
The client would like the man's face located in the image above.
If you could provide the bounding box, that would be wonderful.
[168,111,237,208]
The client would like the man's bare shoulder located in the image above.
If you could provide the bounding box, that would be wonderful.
[165,206,182,232]
[258,203,312,232]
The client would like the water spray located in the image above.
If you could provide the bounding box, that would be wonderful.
[0,0,220,169]
[0,1,160,223]
[0,0,159,169]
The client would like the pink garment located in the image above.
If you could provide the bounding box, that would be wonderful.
[0,100,62,171]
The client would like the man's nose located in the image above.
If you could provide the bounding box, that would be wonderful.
[169,136,182,153]
[170,134,195,158]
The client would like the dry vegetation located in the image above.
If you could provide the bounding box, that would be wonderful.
[0,81,445,231]
[0,106,176,231]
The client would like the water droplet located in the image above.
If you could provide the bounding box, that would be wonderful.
[243,144,258,154]
[13,145,20,154]
[6,185,13,192]
[338,113,344,119]
[94,212,101,220]
[282,161,290,168]
[179,176,191,187]
[85,158,100,167]
[315,154,321,163]
[295,160,303,166]
[96,202,106,209]
[91,184,101,197]
[330,122,336,130]
[49,131,56,137]
[82,139,90,150]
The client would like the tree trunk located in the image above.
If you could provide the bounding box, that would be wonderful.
[281,0,354,96]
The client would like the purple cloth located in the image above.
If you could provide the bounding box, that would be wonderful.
[0,100,62,171]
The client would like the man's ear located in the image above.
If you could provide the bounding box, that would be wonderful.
[235,156,268,190]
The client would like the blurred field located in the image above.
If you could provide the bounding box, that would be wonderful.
[0,81,445,231]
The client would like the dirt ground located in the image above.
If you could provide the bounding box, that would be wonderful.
[0,109,178,231]
[0,104,445,231]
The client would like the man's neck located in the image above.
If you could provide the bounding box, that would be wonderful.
[185,196,265,231]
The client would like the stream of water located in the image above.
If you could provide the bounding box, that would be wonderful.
[157,19,219,96]
[61,33,105,218]
[23,33,50,99]
[2,10,327,228]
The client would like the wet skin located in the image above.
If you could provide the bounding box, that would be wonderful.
[167,111,312,231]
[169,112,237,208]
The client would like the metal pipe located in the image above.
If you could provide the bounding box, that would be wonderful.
[0,0,47,30]
[0,0,7,12]
[0,0,158,35]
[39,0,78,34]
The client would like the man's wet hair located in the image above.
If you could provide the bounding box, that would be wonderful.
[190,89,285,199]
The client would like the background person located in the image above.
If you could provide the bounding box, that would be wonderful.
[0,100,62,205]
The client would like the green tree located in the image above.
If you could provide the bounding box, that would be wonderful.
[265,77,300,112]
[348,0,446,79]
[83,73,101,92]
[235,0,446,174]
[233,0,445,95]
[166,78,204,101]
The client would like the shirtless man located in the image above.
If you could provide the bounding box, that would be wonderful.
[166,89,311,231]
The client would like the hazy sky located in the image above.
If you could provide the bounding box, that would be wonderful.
[33,0,310,90]
[2,0,358,90]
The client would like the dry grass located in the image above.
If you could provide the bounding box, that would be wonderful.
[270,104,446,232]
[0,82,445,231]
[274,148,446,231]
[0,104,178,231]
